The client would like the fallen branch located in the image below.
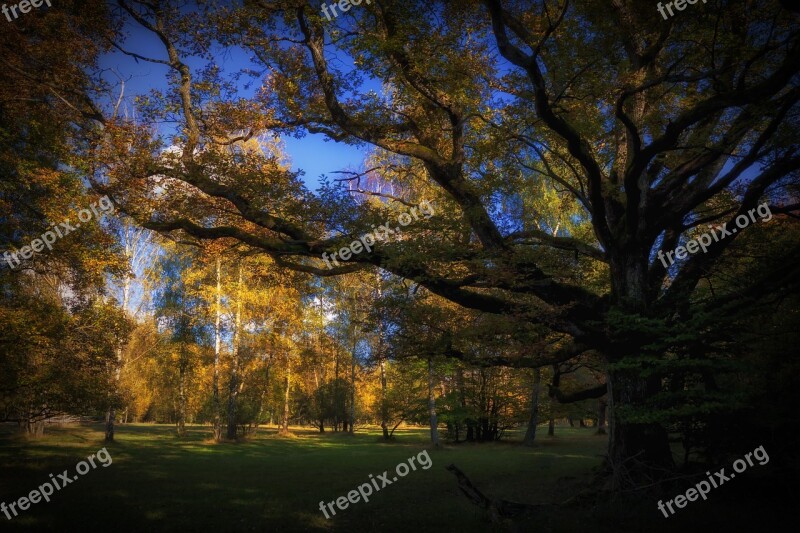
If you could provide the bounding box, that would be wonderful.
[446,464,546,523]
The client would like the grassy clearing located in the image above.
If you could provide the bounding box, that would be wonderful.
[1,424,790,532]
[0,423,605,532]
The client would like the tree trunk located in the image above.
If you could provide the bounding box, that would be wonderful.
[212,256,223,441]
[548,364,560,436]
[607,367,674,488]
[177,341,187,437]
[333,346,340,432]
[254,354,272,435]
[428,357,440,447]
[280,351,291,435]
[349,338,357,434]
[26,418,45,437]
[597,397,607,435]
[105,406,116,442]
[106,266,132,443]
[379,357,389,440]
[226,263,243,440]
[522,367,542,446]
[606,257,675,487]
[105,346,122,443]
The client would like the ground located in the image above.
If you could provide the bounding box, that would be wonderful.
[0,424,794,532]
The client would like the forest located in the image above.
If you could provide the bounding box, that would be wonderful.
[1,1,798,532]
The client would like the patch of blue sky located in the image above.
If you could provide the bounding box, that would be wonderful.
[98,14,371,193]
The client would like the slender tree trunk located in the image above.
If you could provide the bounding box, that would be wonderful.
[177,341,187,437]
[212,257,223,441]
[456,367,466,443]
[548,364,560,436]
[105,346,122,442]
[523,367,542,446]
[255,354,271,434]
[280,351,291,435]
[333,347,339,432]
[312,363,325,433]
[379,357,389,439]
[349,338,357,434]
[597,398,607,435]
[226,263,244,440]
[106,268,132,443]
[375,277,391,440]
[427,357,440,447]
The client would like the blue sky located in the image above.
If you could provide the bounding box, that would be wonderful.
[98,18,368,192]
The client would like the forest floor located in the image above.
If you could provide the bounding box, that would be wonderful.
[0,423,794,532]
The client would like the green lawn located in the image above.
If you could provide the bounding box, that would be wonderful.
[1,424,792,532]
[0,423,606,532]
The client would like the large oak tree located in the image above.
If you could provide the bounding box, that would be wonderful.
[76,0,800,486]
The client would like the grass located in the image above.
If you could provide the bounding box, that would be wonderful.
[0,423,605,532]
[0,423,793,532]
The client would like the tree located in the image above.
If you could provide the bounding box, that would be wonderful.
[0,0,127,435]
[106,221,157,442]
[152,246,206,437]
[80,0,799,487]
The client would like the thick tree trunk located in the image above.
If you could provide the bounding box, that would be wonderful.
[212,257,223,441]
[226,263,243,440]
[522,367,542,447]
[607,368,674,488]
[428,358,440,447]
[606,257,675,486]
